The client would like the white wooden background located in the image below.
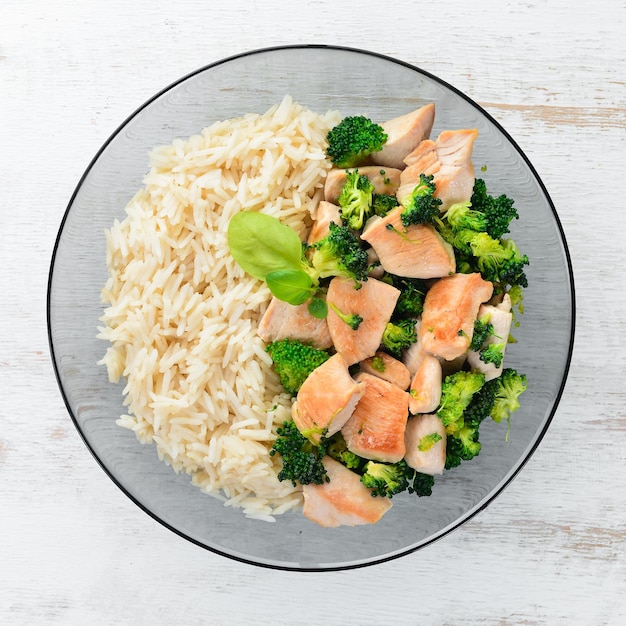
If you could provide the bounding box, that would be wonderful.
[2,0,625,624]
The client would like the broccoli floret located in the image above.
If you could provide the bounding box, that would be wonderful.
[463,380,498,430]
[381,318,417,357]
[479,342,506,368]
[445,201,488,232]
[445,426,482,469]
[471,178,519,239]
[371,355,386,372]
[385,274,427,318]
[309,221,369,285]
[265,338,330,394]
[325,432,367,471]
[361,460,410,498]
[400,174,442,226]
[464,232,529,289]
[470,314,495,351]
[372,192,399,217]
[269,420,329,486]
[490,368,528,425]
[409,471,435,497]
[418,432,443,451]
[337,170,375,231]
[437,370,486,434]
[328,301,363,330]
[326,116,388,168]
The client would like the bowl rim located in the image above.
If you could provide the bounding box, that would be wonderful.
[46,43,576,572]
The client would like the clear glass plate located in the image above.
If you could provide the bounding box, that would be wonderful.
[47,45,575,571]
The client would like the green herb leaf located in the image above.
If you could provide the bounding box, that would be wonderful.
[227,212,304,281]
[307,297,328,319]
[266,269,315,305]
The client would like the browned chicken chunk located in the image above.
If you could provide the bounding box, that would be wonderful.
[404,413,447,476]
[360,351,411,390]
[397,129,479,212]
[371,103,436,170]
[326,276,400,365]
[258,296,332,349]
[360,207,455,279]
[292,353,365,444]
[324,165,402,204]
[341,373,410,463]
[408,354,442,415]
[420,273,493,361]
[302,456,392,527]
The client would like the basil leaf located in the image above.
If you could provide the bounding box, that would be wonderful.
[227,212,304,281]
[308,297,328,319]
[266,269,315,305]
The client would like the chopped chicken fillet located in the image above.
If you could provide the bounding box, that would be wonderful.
[467,293,513,381]
[420,273,493,361]
[307,201,342,245]
[302,457,392,527]
[397,129,479,212]
[361,207,456,279]
[341,373,410,463]
[258,296,332,349]
[324,165,401,204]
[360,351,412,390]
[292,353,365,444]
[409,354,442,414]
[326,276,400,365]
[404,413,447,476]
[371,103,436,169]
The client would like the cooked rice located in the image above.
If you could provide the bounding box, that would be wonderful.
[97,97,341,520]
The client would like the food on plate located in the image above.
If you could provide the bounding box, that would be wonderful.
[98,96,528,526]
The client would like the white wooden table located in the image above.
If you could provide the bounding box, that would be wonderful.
[2,1,625,623]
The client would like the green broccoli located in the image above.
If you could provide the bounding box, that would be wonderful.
[337,170,375,230]
[400,173,442,226]
[326,116,388,168]
[325,432,367,471]
[265,338,330,394]
[383,274,427,319]
[269,420,329,486]
[418,432,443,451]
[445,426,482,469]
[479,342,506,368]
[437,370,486,435]
[371,355,386,372]
[309,221,369,285]
[381,318,417,357]
[372,192,399,217]
[470,178,519,239]
[360,460,410,497]
[408,470,435,497]
[444,201,488,232]
[328,301,363,330]
[490,368,528,425]
[269,420,329,487]
[469,314,495,351]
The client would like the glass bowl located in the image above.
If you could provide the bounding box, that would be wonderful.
[47,45,575,571]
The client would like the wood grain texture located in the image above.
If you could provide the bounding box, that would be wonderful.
[2,0,625,623]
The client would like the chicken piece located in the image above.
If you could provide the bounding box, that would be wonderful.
[420,273,493,361]
[404,413,447,476]
[467,293,513,381]
[397,129,479,212]
[360,207,456,279]
[401,318,428,377]
[371,103,436,170]
[360,351,411,390]
[341,373,410,463]
[409,354,442,414]
[257,297,332,349]
[324,165,402,204]
[292,353,365,444]
[326,276,400,365]
[307,201,342,245]
[302,456,392,527]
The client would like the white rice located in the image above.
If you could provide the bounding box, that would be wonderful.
[97,97,341,520]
